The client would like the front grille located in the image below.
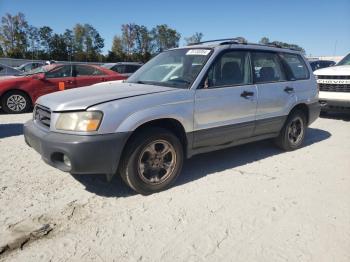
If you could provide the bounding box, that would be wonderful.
[34,105,51,128]
[318,75,350,79]
[319,83,350,92]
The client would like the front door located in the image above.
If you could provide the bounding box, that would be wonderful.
[32,65,76,102]
[193,50,257,148]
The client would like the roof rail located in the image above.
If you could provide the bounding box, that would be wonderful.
[188,37,248,46]
[188,38,301,52]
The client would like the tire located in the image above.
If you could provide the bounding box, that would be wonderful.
[119,127,184,195]
[274,110,307,151]
[1,91,32,114]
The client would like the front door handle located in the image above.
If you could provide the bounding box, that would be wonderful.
[65,80,73,84]
[240,91,254,98]
[284,86,294,93]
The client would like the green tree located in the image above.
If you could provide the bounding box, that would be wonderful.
[63,29,74,61]
[38,26,53,59]
[49,33,68,60]
[259,37,270,45]
[0,12,29,58]
[73,23,104,61]
[151,24,180,53]
[133,25,153,62]
[121,23,137,59]
[184,32,203,45]
[26,25,40,59]
[110,35,126,62]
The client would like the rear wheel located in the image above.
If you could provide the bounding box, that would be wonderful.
[275,110,307,151]
[1,91,32,114]
[119,127,184,195]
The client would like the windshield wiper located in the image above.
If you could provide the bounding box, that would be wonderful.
[134,80,165,86]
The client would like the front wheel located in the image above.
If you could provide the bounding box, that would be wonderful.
[119,127,184,195]
[1,91,32,114]
[275,110,307,151]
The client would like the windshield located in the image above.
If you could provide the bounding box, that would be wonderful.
[337,53,350,66]
[127,48,212,89]
[20,64,55,76]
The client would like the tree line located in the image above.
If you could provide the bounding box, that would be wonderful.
[0,12,305,63]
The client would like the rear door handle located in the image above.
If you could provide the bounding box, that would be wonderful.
[240,91,254,98]
[284,86,294,93]
[65,80,73,84]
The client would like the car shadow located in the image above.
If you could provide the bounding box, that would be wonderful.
[73,127,331,198]
[320,112,350,122]
[0,123,24,139]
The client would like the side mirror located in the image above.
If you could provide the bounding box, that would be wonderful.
[33,73,45,80]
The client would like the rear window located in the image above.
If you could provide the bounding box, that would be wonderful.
[280,53,309,80]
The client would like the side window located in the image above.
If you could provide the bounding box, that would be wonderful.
[252,52,286,83]
[279,53,309,80]
[126,65,140,73]
[205,51,251,88]
[75,65,106,76]
[46,65,72,78]
[24,64,32,71]
[112,65,126,74]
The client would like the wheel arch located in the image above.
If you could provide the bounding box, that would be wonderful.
[289,103,309,124]
[121,118,189,159]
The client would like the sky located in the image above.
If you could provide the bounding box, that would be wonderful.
[1,0,349,56]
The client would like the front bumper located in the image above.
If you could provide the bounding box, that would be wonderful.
[24,120,131,175]
[319,91,350,111]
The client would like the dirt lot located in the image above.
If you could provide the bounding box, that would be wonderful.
[0,112,349,262]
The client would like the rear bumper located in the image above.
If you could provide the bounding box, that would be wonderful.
[308,101,321,125]
[24,120,130,175]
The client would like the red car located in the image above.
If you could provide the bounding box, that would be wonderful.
[0,64,126,113]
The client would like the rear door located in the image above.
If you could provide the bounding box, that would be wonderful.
[194,50,257,148]
[251,51,295,136]
[74,65,108,87]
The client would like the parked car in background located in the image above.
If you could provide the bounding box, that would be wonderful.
[24,39,320,194]
[0,64,126,113]
[102,62,143,77]
[0,63,21,77]
[314,53,350,112]
[15,61,45,72]
[309,59,335,71]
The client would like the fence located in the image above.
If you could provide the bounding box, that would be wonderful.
[0,57,103,67]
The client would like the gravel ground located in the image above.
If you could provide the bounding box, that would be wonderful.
[0,112,349,262]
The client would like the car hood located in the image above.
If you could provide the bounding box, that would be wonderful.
[314,65,350,76]
[37,82,177,111]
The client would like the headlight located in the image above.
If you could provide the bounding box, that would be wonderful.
[55,111,103,132]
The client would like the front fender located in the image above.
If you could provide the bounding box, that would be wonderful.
[115,102,194,133]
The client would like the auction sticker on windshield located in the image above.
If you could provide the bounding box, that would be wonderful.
[186,49,211,56]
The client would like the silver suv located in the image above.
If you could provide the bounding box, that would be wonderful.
[24,38,320,194]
